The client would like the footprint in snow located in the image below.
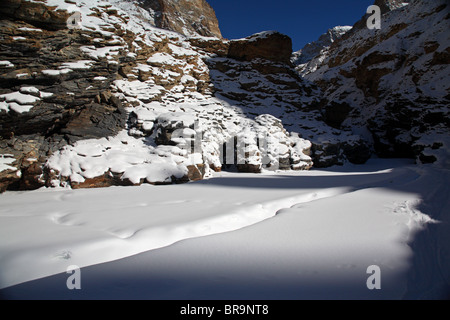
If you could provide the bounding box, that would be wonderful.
[54,250,72,260]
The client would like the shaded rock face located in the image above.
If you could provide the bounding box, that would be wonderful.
[297,0,450,165]
[137,0,222,38]
[206,42,370,169]
[228,31,293,64]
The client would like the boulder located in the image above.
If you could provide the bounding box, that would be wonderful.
[0,168,20,193]
[237,163,262,173]
[71,171,130,189]
[187,164,206,181]
[19,161,44,190]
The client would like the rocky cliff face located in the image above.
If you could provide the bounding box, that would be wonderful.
[0,0,132,191]
[295,0,450,167]
[0,0,315,192]
[135,0,222,38]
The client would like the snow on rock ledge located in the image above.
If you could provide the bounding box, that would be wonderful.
[45,131,194,188]
[46,112,313,188]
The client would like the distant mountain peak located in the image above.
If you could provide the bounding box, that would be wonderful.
[291,26,352,69]
[374,0,410,13]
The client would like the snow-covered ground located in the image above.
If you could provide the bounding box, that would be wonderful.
[0,158,449,299]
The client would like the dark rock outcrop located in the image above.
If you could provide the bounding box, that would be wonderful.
[228,31,293,64]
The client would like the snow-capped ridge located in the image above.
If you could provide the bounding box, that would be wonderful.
[292,26,352,75]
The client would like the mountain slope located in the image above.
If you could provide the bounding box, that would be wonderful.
[296,0,450,166]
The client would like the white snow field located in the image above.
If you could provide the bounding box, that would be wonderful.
[0,158,449,299]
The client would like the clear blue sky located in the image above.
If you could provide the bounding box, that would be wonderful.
[207,0,374,51]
